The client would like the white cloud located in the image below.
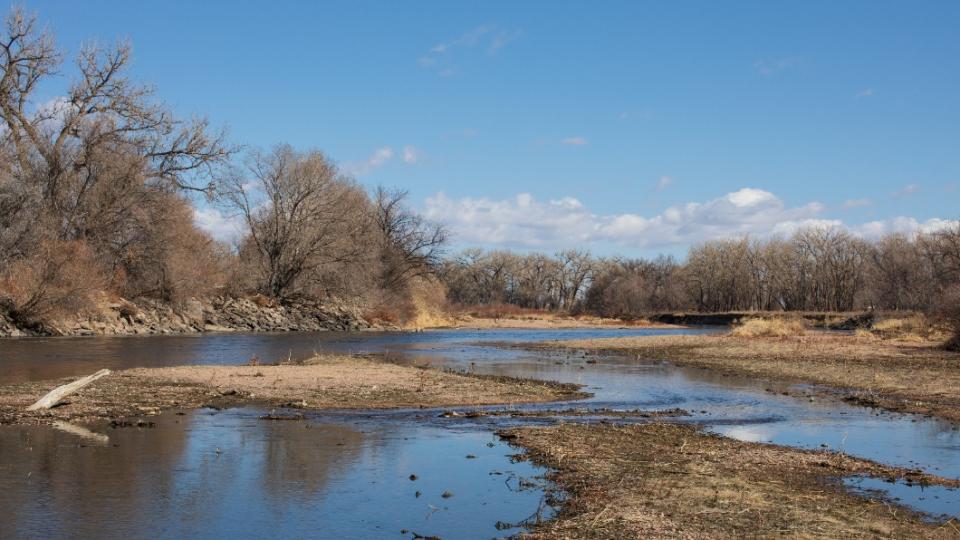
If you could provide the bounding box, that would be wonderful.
[561,136,588,146]
[402,145,420,164]
[854,217,957,239]
[425,187,824,249]
[193,207,245,244]
[656,176,673,191]
[344,147,394,176]
[843,198,872,208]
[856,88,874,99]
[424,187,956,251]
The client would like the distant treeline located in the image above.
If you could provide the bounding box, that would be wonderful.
[0,8,444,326]
[439,226,960,347]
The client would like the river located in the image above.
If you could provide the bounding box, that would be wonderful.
[1,328,958,538]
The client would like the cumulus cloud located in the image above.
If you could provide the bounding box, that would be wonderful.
[193,207,245,244]
[402,145,420,164]
[561,136,588,146]
[424,187,957,251]
[344,147,394,176]
[854,217,957,239]
[425,187,825,249]
[656,176,673,191]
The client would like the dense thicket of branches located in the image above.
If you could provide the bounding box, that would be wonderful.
[441,225,960,337]
[0,8,231,322]
[0,8,446,325]
[440,249,596,311]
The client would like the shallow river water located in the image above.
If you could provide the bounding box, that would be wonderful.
[1,328,959,538]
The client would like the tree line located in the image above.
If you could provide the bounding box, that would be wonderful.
[439,226,960,347]
[0,8,444,326]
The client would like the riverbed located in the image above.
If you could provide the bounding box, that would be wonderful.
[1,328,958,538]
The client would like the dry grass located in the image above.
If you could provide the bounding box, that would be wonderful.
[505,423,960,539]
[529,332,960,422]
[0,354,586,425]
[729,317,806,338]
[870,315,951,342]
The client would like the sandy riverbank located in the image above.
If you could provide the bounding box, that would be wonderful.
[0,354,587,425]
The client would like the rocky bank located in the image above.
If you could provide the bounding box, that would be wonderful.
[0,295,375,337]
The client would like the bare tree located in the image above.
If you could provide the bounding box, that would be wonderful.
[0,7,233,321]
[0,8,230,203]
[374,187,447,292]
[220,145,373,299]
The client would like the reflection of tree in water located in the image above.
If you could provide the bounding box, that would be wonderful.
[0,416,192,537]
[0,412,379,537]
[258,420,367,497]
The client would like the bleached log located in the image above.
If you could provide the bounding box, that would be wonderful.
[27,369,111,411]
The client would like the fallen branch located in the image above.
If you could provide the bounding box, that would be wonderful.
[27,369,111,411]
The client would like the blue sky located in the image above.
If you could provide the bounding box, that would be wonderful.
[21,1,960,256]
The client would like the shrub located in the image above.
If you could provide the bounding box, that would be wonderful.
[729,317,806,338]
[934,287,960,351]
[0,239,104,325]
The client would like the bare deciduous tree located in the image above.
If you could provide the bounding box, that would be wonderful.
[374,186,447,292]
[220,146,373,299]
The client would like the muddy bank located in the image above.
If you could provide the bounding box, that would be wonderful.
[524,333,960,423]
[502,423,960,539]
[0,355,587,425]
[0,295,375,337]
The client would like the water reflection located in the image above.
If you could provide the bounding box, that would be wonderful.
[0,408,551,539]
[844,476,960,521]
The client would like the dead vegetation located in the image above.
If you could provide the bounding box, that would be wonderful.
[504,423,960,539]
[729,317,806,338]
[528,332,960,422]
[0,354,586,425]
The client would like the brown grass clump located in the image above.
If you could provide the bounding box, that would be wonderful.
[506,423,959,539]
[729,317,806,338]
[870,315,948,342]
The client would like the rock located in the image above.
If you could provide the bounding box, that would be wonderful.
[1,294,376,337]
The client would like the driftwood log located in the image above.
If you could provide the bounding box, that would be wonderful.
[26,369,111,411]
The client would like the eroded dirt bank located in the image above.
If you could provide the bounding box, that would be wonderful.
[503,423,960,539]
[525,333,960,422]
[0,354,587,425]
